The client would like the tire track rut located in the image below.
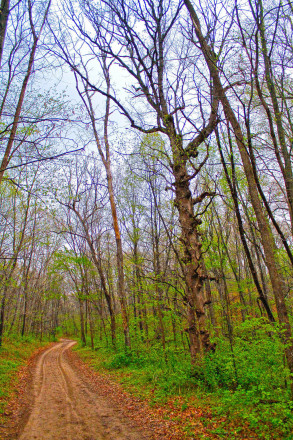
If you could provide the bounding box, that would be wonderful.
[18,340,151,440]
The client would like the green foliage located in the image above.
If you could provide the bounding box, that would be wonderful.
[198,318,288,392]
[140,133,166,164]
[106,349,146,369]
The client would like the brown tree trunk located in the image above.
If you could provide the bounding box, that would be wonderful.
[88,302,94,350]
[216,130,274,322]
[78,296,86,345]
[167,125,214,361]
[0,0,9,66]
[105,162,130,348]
[133,241,144,335]
[202,264,217,333]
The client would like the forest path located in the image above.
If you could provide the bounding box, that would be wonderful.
[17,340,151,440]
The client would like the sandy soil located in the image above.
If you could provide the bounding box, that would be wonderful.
[17,340,152,440]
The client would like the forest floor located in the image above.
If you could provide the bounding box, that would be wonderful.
[0,339,261,440]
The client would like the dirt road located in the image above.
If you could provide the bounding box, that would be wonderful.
[18,340,151,440]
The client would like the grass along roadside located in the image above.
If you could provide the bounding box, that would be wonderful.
[0,335,50,422]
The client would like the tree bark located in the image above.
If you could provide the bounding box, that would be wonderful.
[0,0,9,66]
[167,124,214,359]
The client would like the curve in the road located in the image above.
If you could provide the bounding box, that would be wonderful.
[19,340,149,440]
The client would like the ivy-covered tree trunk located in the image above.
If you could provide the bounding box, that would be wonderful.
[167,122,215,362]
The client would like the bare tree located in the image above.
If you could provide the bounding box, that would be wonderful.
[57,0,221,360]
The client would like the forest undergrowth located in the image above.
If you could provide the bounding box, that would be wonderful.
[74,317,293,440]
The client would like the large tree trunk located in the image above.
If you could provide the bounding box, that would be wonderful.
[167,127,214,362]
